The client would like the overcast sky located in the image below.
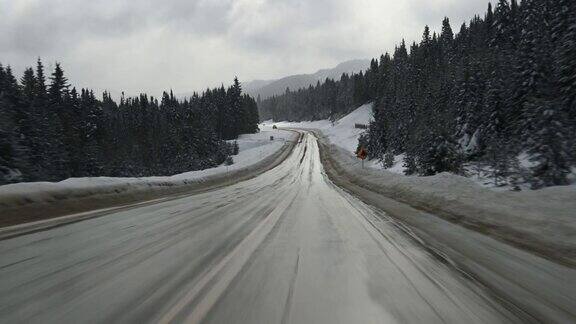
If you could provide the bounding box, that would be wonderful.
[1,0,492,97]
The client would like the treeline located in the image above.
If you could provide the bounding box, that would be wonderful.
[260,0,576,189]
[0,60,259,184]
[257,75,365,122]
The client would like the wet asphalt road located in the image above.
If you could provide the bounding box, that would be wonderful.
[0,132,519,323]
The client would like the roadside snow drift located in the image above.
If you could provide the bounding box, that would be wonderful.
[0,128,296,226]
[275,103,576,264]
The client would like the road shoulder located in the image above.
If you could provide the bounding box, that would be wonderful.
[316,132,576,323]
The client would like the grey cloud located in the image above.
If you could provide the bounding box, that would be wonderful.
[153,0,235,35]
[1,1,145,54]
[228,0,346,53]
[407,0,493,32]
[0,0,493,96]
[1,0,237,56]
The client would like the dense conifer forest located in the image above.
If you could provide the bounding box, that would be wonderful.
[258,0,576,189]
[0,60,259,184]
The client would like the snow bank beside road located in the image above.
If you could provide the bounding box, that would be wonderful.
[318,137,576,265]
[274,104,575,263]
[1,128,292,197]
[319,141,576,322]
[279,103,576,189]
[0,128,296,227]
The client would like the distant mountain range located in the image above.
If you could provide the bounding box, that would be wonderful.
[244,59,370,100]
[176,59,370,100]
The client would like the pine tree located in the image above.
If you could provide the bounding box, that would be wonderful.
[454,58,485,157]
[20,68,36,105]
[553,0,576,164]
[403,153,418,176]
[42,63,71,180]
[555,2,576,108]
[440,17,455,63]
[25,60,50,180]
[0,65,28,182]
[526,98,571,188]
[382,151,394,169]
[49,63,69,103]
[35,58,47,102]
[482,136,521,187]
[254,0,576,188]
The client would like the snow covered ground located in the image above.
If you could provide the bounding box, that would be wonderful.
[269,103,373,154]
[319,140,576,322]
[272,103,576,263]
[0,128,295,211]
[267,103,407,174]
[274,103,576,190]
[321,141,576,253]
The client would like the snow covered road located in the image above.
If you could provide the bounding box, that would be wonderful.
[0,132,520,323]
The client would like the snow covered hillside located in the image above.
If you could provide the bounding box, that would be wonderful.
[272,103,373,153]
[270,103,406,174]
[274,103,576,191]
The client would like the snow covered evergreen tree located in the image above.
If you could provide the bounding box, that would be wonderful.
[258,0,576,189]
[0,60,260,185]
